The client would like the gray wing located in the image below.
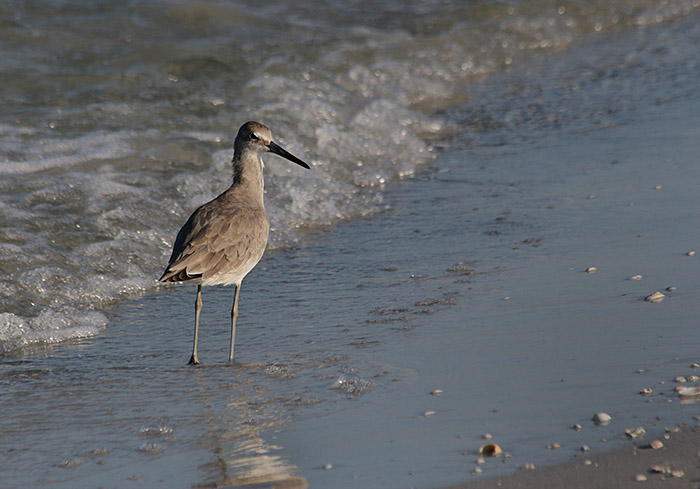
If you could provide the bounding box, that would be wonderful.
[159,199,268,284]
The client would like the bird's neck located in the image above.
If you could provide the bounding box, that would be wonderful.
[231,152,265,202]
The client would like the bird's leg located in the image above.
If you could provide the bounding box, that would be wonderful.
[229,283,241,363]
[189,285,202,365]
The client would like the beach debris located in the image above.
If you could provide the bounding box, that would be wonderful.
[650,463,671,474]
[423,410,436,417]
[649,440,663,450]
[665,286,677,292]
[482,433,493,440]
[635,369,648,374]
[587,194,596,200]
[586,266,598,273]
[583,459,592,466]
[472,466,483,475]
[522,463,535,470]
[323,463,333,470]
[547,443,560,450]
[644,291,665,303]
[677,386,700,400]
[640,388,653,396]
[653,184,662,190]
[581,445,590,452]
[675,376,688,383]
[572,423,582,431]
[625,427,646,439]
[58,458,82,468]
[635,473,647,482]
[430,389,443,396]
[476,457,485,465]
[593,412,612,426]
[672,470,685,478]
[478,444,502,457]
[688,375,700,382]
[686,251,695,256]
[629,274,643,280]
[691,363,699,369]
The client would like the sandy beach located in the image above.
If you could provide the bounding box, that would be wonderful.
[455,426,700,489]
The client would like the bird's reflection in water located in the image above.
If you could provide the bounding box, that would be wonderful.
[193,369,308,489]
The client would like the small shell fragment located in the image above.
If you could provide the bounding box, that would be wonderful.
[675,376,688,383]
[586,266,598,273]
[478,444,502,457]
[430,389,443,396]
[686,251,696,256]
[629,274,643,281]
[547,443,560,450]
[644,291,665,303]
[581,445,590,452]
[650,463,671,474]
[625,427,645,439]
[572,423,582,431]
[665,286,677,292]
[482,433,493,440]
[640,388,653,396]
[593,412,612,426]
[522,463,535,470]
[635,474,647,482]
[691,363,699,369]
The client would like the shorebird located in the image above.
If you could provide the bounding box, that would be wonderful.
[159,121,310,365]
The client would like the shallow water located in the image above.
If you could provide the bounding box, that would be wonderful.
[2,0,700,350]
[3,2,700,488]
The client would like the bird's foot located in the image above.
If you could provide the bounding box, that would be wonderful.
[188,355,200,366]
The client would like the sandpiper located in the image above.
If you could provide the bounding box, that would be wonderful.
[159,121,310,365]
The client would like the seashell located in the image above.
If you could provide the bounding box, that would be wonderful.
[585,266,597,273]
[650,463,671,474]
[640,388,653,396]
[677,386,700,398]
[478,444,502,457]
[644,291,665,303]
[593,412,612,425]
[625,427,645,439]
[687,251,696,256]
[649,439,663,450]
[629,274,643,280]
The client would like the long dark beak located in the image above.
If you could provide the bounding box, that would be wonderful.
[268,141,310,169]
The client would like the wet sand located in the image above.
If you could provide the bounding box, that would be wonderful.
[457,426,700,489]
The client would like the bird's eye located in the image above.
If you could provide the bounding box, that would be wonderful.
[249,133,259,141]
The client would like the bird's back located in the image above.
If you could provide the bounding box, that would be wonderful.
[159,187,269,286]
